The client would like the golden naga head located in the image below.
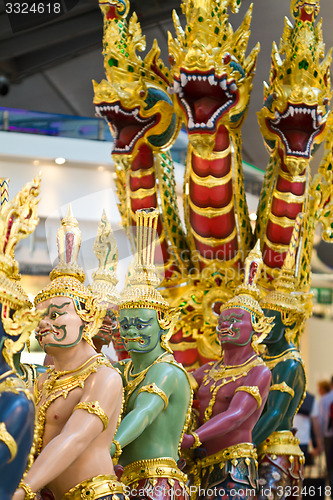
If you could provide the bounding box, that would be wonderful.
[119,208,178,352]
[34,206,104,348]
[93,0,180,158]
[290,0,320,21]
[168,0,260,150]
[0,175,43,369]
[257,0,332,175]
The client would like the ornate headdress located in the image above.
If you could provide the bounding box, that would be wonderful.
[34,205,104,348]
[89,210,120,306]
[119,208,178,352]
[220,240,274,348]
[0,175,43,369]
[260,214,308,343]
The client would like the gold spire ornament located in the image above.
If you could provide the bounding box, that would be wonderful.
[220,240,275,348]
[0,174,43,370]
[89,210,120,306]
[260,214,309,344]
[34,205,105,348]
[119,208,178,352]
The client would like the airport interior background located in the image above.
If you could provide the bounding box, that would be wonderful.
[1,0,333,398]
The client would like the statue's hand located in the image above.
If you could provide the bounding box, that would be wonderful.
[12,488,27,500]
[181,433,194,449]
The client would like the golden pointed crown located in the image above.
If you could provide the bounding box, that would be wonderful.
[89,210,120,305]
[120,208,168,310]
[262,1,331,103]
[169,1,258,77]
[260,214,304,315]
[0,175,41,309]
[34,206,103,347]
[119,209,178,335]
[220,240,274,336]
[35,205,91,305]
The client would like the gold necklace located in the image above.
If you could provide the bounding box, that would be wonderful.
[34,355,112,457]
[43,353,103,398]
[202,354,258,385]
[123,352,171,410]
[203,355,264,423]
[263,348,302,370]
[264,347,306,414]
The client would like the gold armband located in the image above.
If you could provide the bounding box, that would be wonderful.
[235,386,262,409]
[18,480,35,499]
[113,439,122,460]
[137,383,168,410]
[190,431,202,449]
[0,422,17,462]
[270,382,295,398]
[74,401,109,431]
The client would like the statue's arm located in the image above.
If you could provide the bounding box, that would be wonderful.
[252,361,300,445]
[16,367,123,495]
[111,363,184,455]
[183,365,271,447]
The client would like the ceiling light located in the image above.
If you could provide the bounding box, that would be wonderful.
[55,157,66,165]
[97,166,105,172]
[33,160,40,165]
[249,212,257,221]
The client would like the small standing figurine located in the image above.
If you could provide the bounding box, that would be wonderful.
[13,206,125,500]
[181,241,273,500]
[89,210,128,359]
[253,218,307,500]
[0,175,42,499]
[112,208,192,500]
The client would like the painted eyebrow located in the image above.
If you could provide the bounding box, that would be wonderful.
[136,318,153,324]
[221,312,244,320]
[119,317,154,324]
[44,302,71,316]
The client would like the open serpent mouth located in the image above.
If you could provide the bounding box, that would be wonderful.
[268,103,324,157]
[95,103,156,153]
[169,70,238,132]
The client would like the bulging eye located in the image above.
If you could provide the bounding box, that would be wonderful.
[50,312,60,320]
[137,324,145,330]
[121,324,129,331]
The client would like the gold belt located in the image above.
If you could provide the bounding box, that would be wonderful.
[199,443,257,470]
[258,431,304,458]
[122,457,187,487]
[62,474,127,500]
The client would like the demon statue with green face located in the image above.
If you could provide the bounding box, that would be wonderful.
[112,208,192,500]
[253,216,308,500]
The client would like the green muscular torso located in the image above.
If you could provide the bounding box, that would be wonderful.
[114,354,192,467]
